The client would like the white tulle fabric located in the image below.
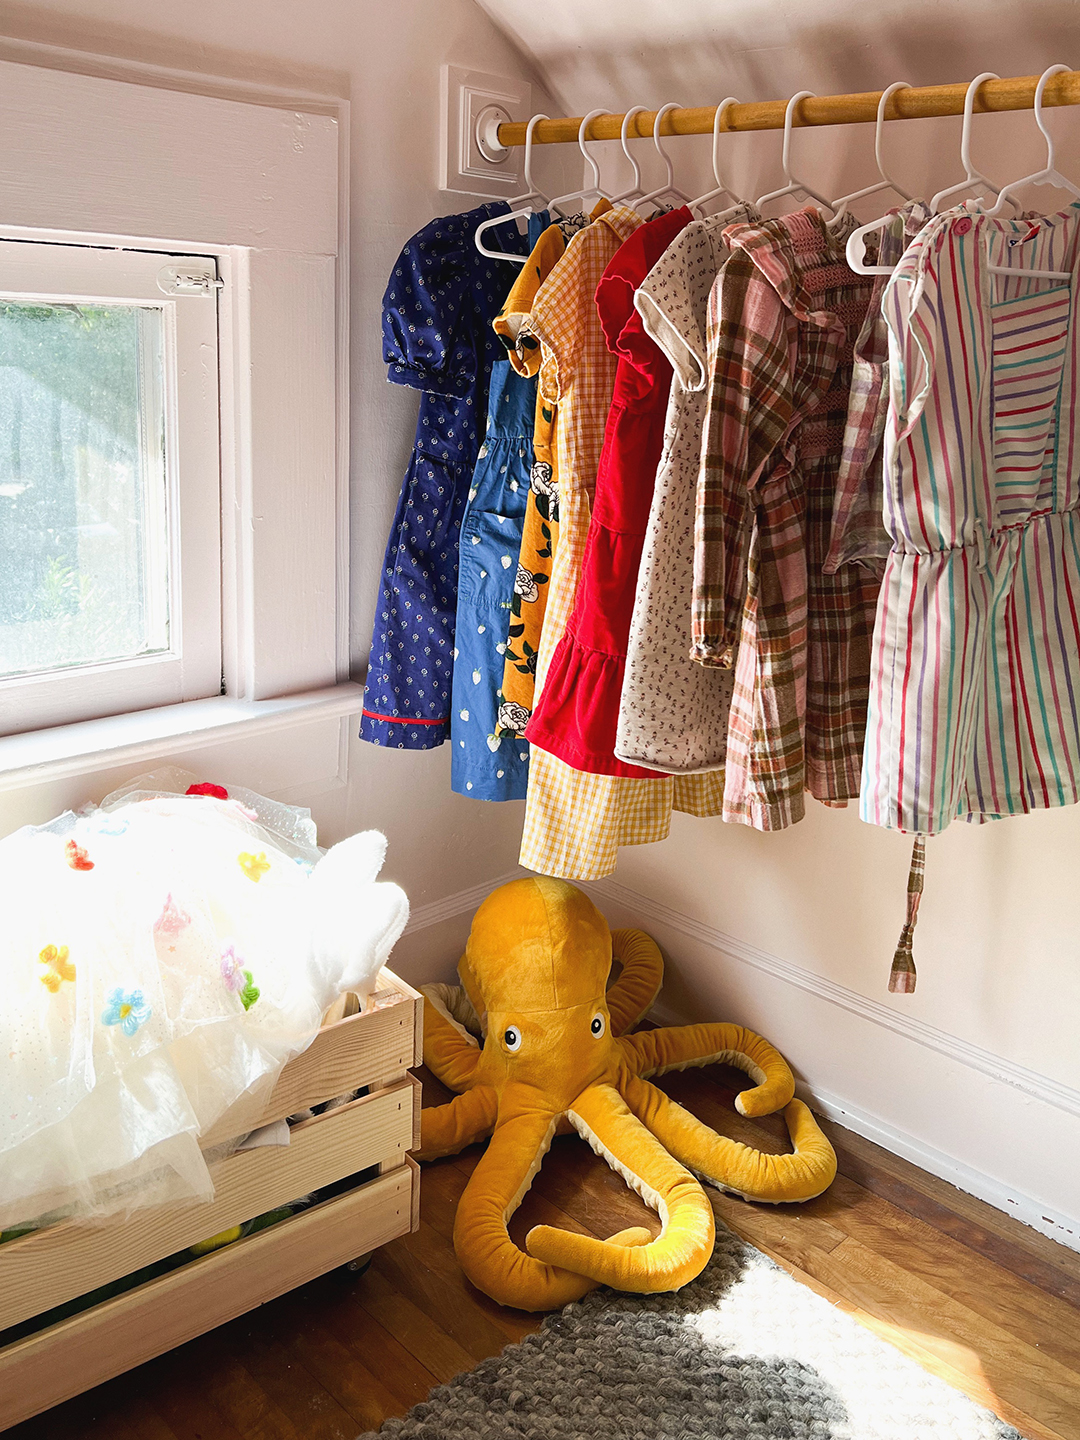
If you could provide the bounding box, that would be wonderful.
[0,769,408,1230]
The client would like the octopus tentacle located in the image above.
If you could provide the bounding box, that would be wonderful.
[606,929,664,1036]
[420,984,483,1091]
[619,1022,795,1117]
[526,1082,715,1295]
[453,1093,652,1311]
[620,1072,837,1204]
[417,1085,498,1161]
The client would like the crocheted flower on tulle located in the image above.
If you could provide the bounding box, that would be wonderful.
[220,945,260,1011]
[64,839,94,871]
[186,782,229,800]
[38,944,75,992]
[154,893,192,939]
[237,851,270,882]
[101,988,152,1036]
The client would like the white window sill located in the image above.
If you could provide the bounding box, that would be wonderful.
[0,682,364,794]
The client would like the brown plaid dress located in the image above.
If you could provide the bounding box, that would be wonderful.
[694,208,879,830]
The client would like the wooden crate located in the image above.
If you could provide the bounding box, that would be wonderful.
[0,967,423,1431]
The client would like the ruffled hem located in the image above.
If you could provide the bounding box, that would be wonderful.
[526,635,669,779]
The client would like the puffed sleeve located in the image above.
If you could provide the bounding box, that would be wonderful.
[382,217,478,398]
[636,227,711,391]
[525,237,590,403]
[597,210,691,382]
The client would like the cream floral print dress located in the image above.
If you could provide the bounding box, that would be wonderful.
[615,206,757,773]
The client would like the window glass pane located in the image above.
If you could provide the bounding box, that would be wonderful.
[0,301,169,681]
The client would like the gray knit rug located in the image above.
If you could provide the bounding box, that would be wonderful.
[359,1206,1020,1440]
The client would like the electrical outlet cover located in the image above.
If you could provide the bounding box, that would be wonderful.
[440,65,530,197]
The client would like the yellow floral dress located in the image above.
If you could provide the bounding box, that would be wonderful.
[517,205,725,880]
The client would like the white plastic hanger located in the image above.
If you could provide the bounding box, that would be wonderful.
[833,81,915,214]
[635,103,695,212]
[688,97,747,215]
[546,108,612,216]
[846,82,923,275]
[986,64,1080,217]
[610,105,650,206]
[930,72,1004,213]
[475,113,551,264]
[756,92,837,216]
[984,64,1078,281]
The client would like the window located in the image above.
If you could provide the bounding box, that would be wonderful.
[0,240,221,736]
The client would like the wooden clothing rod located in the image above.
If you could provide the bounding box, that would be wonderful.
[496,71,1080,147]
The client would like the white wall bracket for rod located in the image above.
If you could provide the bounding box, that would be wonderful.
[475,104,511,163]
[440,65,528,196]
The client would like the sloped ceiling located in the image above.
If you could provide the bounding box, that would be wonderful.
[472,0,1080,116]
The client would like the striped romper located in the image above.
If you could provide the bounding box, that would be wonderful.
[863,200,1080,833]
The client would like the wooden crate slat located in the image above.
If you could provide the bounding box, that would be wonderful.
[201,968,420,1148]
[0,1078,416,1332]
[0,1163,416,1433]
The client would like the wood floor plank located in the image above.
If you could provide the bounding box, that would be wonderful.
[190,1346,306,1440]
[231,1329,358,1440]
[417,1159,468,1241]
[148,1363,250,1440]
[525,1135,659,1239]
[657,1063,1080,1320]
[358,1265,482,1382]
[396,1216,537,1343]
[273,1314,406,1433]
[124,1405,184,1440]
[810,1174,1080,1375]
[753,1237,1068,1440]
[85,1363,187,1440]
[67,1402,145,1440]
[712,1192,849,1268]
[823,1120,1080,1302]
[803,1234,1080,1438]
[309,1279,441,1411]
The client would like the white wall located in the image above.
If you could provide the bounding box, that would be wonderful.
[466,0,1080,1245]
[0,0,570,947]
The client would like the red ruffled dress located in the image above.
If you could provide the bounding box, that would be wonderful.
[525,207,693,775]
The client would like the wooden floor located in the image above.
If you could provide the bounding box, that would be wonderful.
[8,1061,1080,1440]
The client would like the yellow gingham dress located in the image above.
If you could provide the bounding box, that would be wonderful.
[518,205,724,880]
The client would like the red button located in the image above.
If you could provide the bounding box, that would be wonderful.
[955,216,973,235]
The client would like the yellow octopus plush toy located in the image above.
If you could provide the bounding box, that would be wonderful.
[418,877,836,1311]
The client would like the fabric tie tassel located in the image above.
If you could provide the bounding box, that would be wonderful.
[889,835,926,994]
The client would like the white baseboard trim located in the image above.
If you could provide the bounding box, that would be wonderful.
[800,1083,1080,1251]
[589,876,1080,1122]
[402,870,523,936]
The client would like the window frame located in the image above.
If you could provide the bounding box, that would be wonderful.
[0,238,223,735]
[0,51,348,766]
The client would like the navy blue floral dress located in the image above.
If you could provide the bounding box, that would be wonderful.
[360,203,529,749]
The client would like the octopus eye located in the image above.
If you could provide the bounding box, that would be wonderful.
[590,1013,606,1038]
[503,1026,522,1052]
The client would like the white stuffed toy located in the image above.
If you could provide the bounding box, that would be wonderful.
[0,769,409,1230]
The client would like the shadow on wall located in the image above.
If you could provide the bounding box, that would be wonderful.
[475,0,1080,244]
[492,0,1080,113]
